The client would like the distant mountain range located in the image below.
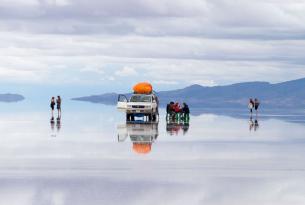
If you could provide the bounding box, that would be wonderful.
[72,78,305,108]
[0,94,25,102]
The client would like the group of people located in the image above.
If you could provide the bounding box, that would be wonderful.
[50,96,62,121]
[248,98,260,115]
[166,102,190,121]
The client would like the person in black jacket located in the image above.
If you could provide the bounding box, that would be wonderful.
[166,102,175,121]
[182,102,190,121]
[50,97,55,121]
[56,96,62,119]
[254,98,260,115]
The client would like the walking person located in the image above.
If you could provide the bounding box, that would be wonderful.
[50,97,55,121]
[248,98,254,116]
[254,98,260,116]
[56,96,62,119]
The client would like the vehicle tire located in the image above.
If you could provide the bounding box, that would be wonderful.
[130,114,135,121]
[148,114,152,121]
[152,114,156,122]
[126,114,130,121]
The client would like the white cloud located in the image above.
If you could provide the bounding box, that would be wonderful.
[80,66,104,74]
[0,0,305,88]
[107,76,115,81]
[0,0,39,6]
[115,66,138,77]
[153,80,178,85]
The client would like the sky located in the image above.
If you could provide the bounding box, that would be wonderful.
[1,0,305,96]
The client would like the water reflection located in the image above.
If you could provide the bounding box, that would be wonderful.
[50,118,55,131]
[50,116,61,137]
[249,116,259,132]
[56,117,61,132]
[117,122,159,154]
[2,105,305,205]
[166,119,190,135]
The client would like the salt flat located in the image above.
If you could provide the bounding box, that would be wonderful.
[0,102,305,205]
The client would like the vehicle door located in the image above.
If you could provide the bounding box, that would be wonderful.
[117,94,128,109]
[151,96,157,110]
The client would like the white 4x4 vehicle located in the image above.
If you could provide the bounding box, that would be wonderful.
[117,93,159,121]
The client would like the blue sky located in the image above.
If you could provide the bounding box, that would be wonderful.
[1,0,305,96]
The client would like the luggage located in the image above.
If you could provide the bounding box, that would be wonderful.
[133,82,153,94]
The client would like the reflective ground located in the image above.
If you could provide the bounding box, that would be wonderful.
[0,101,305,205]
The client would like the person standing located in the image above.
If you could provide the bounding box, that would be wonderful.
[50,97,55,120]
[254,98,260,115]
[173,102,181,121]
[56,96,62,119]
[182,102,190,122]
[248,98,254,116]
[166,103,171,120]
[168,102,175,121]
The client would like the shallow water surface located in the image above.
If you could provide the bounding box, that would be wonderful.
[0,101,305,205]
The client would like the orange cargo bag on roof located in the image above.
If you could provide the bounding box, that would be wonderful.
[133,82,153,94]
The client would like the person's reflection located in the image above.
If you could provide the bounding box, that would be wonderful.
[50,118,55,131]
[249,116,259,132]
[56,117,61,132]
[166,120,190,135]
[50,117,56,137]
[254,119,259,131]
[182,123,190,135]
[50,117,61,137]
[249,116,254,131]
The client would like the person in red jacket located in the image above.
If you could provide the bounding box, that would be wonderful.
[173,102,181,113]
[173,102,181,120]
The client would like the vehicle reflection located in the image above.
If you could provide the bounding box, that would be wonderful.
[166,119,190,135]
[117,122,159,154]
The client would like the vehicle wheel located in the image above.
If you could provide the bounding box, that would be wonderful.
[145,114,149,121]
[152,114,156,122]
[148,114,152,121]
[130,114,135,121]
[126,114,130,121]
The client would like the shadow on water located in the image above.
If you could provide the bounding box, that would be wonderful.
[117,121,159,154]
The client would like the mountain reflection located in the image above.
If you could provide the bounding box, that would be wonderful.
[117,122,159,154]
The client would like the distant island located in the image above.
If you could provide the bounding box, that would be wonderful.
[0,94,25,103]
[72,78,305,108]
